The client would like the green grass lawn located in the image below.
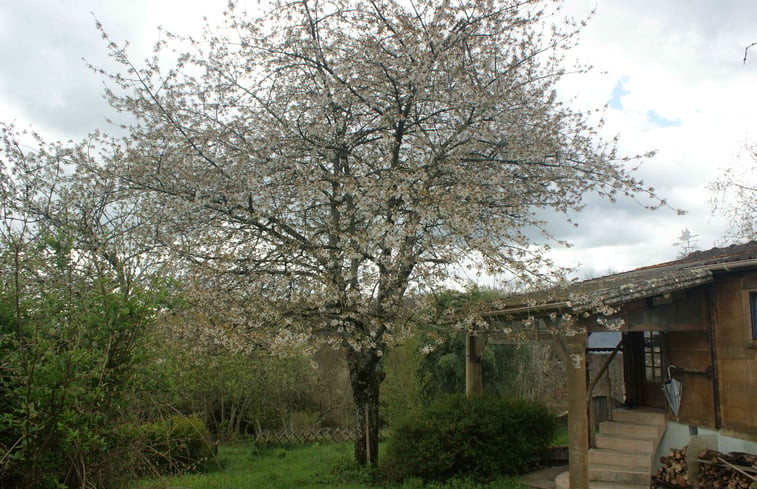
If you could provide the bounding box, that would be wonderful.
[131,442,530,489]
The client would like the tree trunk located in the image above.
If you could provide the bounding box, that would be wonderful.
[345,348,384,466]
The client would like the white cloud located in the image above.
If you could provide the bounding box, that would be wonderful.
[544,0,757,275]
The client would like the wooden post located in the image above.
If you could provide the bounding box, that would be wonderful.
[465,332,487,396]
[564,333,589,489]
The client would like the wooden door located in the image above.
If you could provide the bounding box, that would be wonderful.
[623,332,666,409]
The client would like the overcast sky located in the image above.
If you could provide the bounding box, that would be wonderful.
[1,0,755,280]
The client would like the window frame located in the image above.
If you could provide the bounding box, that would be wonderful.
[643,330,665,383]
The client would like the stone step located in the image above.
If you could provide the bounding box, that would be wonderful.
[552,408,665,489]
[589,448,652,470]
[589,463,650,485]
[598,421,662,440]
[611,408,666,427]
[555,471,649,489]
[595,433,657,454]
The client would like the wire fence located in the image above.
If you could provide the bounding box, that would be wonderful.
[254,427,353,447]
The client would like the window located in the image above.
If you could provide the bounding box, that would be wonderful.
[751,292,757,340]
[643,330,665,382]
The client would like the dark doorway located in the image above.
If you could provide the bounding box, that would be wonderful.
[623,331,666,409]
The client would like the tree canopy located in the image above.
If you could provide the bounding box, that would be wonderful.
[98,0,664,465]
[709,145,757,243]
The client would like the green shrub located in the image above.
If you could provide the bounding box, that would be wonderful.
[123,415,215,476]
[0,282,162,489]
[384,394,557,482]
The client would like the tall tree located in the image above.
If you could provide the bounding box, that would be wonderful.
[100,0,663,465]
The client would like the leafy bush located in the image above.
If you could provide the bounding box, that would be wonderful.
[384,395,558,482]
[123,415,215,475]
[0,282,161,489]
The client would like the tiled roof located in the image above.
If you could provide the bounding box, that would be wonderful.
[634,240,757,271]
[482,241,757,319]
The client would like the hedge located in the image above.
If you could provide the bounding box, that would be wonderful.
[383,394,558,481]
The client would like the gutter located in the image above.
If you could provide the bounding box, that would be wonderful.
[689,258,757,272]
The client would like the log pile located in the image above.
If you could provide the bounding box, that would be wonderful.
[692,449,756,489]
[652,446,757,489]
[653,446,689,487]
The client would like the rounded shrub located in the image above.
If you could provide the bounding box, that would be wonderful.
[383,394,558,481]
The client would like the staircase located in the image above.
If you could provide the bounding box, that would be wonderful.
[555,407,667,489]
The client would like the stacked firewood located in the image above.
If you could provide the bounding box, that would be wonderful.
[692,449,756,489]
[653,446,757,489]
[653,446,689,487]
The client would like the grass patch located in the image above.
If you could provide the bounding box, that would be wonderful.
[131,442,530,489]
[552,424,569,446]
